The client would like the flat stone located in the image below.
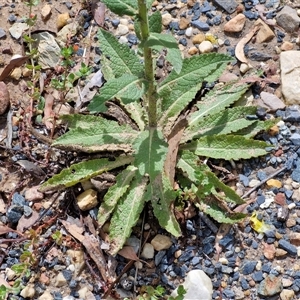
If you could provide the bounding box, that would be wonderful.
[289,232,300,246]
[280,51,300,105]
[56,21,79,47]
[32,32,61,69]
[290,133,300,146]
[275,6,300,33]
[188,46,199,55]
[24,186,44,201]
[41,4,52,20]
[224,13,246,32]
[9,22,29,39]
[258,274,283,296]
[117,24,129,35]
[241,261,257,275]
[260,91,285,111]
[57,13,70,30]
[212,0,237,14]
[67,250,85,276]
[76,189,98,211]
[266,179,282,188]
[151,234,172,251]
[255,19,275,43]
[281,41,294,51]
[192,33,205,44]
[55,272,67,287]
[0,28,6,39]
[20,284,35,298]
[38,290,54,300]
[179,17,189,29]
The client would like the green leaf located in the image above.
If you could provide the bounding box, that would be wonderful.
[52,118,138,152]
[98,165,137,227]
[132,128,168,181]
[200,169,244,204]
[182,106,257,143]
[88,74,144,112]
[188,82,249,128]
[0,285,7,300]
[235,118,280,138]
[181,135,270,160]
[197,202,246,224]
[124,101,147,131]
[11,263,27,275]
[147,0,154,9]
[149,11,162,33]
[40,156,133,192]
[151,174,181,237]
[158,54,233,129]
[177,150,208,184]
[100,0,137,16]
[98,29,143,78]
[144,33,182,73]
[109,175,148,255]
[61,114,102,130]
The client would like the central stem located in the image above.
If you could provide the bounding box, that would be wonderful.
[137,0,157,128]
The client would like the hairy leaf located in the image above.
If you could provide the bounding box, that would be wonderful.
[197,202,246,224]
[151,174,181,237]
[188,82,249,128]
[109,175,148,255]
[181,135,270,160]
[149,11,162,33]
[98,166,137,227]
[61,114,102,130]
[235,118,280,138]
[88,74,144,112]
[124,101,147,131]
[158,54,233,128]
[133,128,168,181]
[40,156,133,192]
[182,106,257,143]
[53,118,138,150]
[100,0,137,16]
[199,169,244,204]
[97,29,143,78]
[144,33,182,73]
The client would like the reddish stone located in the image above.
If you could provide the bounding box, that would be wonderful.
[275,193,286,206]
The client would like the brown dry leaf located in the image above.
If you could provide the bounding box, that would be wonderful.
[118,246,139,261]
[43,93,55,130]
[0,81,10,115]
[164,118,188,186]
[61,219,84,242]
[81,234,108,282]
[83,215,97,236]
[235,25,261,63]
[0,55,28,81]
[0,225,21,236]
[262,241,275,260]
[92,1,106,27]
[17,211,40,233]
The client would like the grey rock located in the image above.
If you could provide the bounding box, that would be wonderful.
[241,260,257,275]
[9,22,29,39]
[283,105,300,121]
[258,274,283,296]
[278,239,297,256]
[212,0,237,14]
[249,52,272,61]
[275,6,300,33]
[32,32,61,69]
[290,133,300,146]
[0,28,6,39]
[7,205,23,223]
[280,52,300,105]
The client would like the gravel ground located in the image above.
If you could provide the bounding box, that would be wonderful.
[1,0,300,299]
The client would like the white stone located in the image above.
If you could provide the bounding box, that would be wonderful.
[218,38,224,46]
[185,27,193,37]
[219,257,228,265]
[5,268,16,280]
[151,234,172,251]
[198,41,213,53]
[249,179,260,187]
[120,18,129,25]
[20,284,35,298]
[280,51,300,105]
[288,203,296,210]
[141,243,154,259]
[41,4,52,20]
[76,189,98,211]
[119,36,128,44]
[38,290,54,300]
[117,24,129,35]
[240,63,250,74]
[162,13,172,26]
[67,249,85,276]
[171,270,213,299]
